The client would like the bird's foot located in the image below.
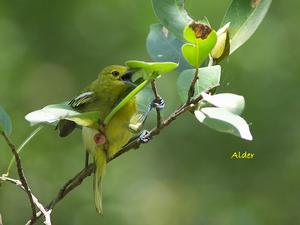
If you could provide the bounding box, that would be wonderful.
[152,97,165,110]
[139,130,151,143]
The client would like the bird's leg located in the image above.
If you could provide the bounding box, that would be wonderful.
[125,130,151,148]
[151,97,165,110]
[128,96,165,133]
[138,130,151,143]
[85,151,89,168]
[126,97,164,147]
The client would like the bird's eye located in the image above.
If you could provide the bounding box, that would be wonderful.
[111,70,120,77]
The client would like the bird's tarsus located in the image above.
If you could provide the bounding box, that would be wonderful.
[152,97,165,110]
[139,130,151,143]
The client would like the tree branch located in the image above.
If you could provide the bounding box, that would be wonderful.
[186,68,199,104]
[1,132,37,222]
[151,80,162,129]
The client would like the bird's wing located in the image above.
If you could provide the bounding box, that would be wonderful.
[69,91,95,108]
[58,91,95,137]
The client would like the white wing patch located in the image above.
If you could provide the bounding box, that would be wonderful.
[69,91,95,108]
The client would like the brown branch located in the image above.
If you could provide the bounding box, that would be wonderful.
[186,68,199,104]
[1,132,37,222]
[151,80,162,129]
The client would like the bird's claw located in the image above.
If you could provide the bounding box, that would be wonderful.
[139,130,150,143]
[152,97,165,110]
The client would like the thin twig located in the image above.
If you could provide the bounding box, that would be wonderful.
[1,132,37,221]
[186,68,199,104]
[151,80,162,129]
[0,176,51,225]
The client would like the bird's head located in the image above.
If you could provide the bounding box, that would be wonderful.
[98,65,136,89]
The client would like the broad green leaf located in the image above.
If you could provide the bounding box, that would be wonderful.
[221,0,272,54]
[26,103,102,128]
[201,92,245,115]
[182,29,217,68]
[181,44,199,68]
[182,20,214,44]
[146,24,191,71]
[126,60,178,76]
[0,106,12,136]
[25,103,79,125]
[183,25,199,44]
[151,0,192,41]
[177,65,221,103]
[195,107,253,141]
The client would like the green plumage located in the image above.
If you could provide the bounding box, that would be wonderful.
[58,65,137,214]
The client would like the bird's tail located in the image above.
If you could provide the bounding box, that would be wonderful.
[93,149,107,214]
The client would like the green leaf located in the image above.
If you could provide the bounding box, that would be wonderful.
[0,106,12,136]
[146,24,191,71]
[221,0,272,54]
[151,0,192,41]
[177,65,221,103]
[126,60,178,76]
[183,25,199,44]
[181,44,199,68]
[182,29,217,67]
[26,103,102,128]
[182,19,214,44]
[195,107,253,141]
[201,92,245,115]
[25,103,79,125]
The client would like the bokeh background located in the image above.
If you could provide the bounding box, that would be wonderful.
[0,0,299,224]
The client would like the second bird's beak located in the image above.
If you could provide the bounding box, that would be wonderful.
[120,70,137,87]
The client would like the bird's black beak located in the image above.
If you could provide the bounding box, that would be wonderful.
[120,69,137,87]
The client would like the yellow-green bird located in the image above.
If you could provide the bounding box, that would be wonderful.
[58,65,138,214]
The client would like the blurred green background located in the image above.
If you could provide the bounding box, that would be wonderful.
[0,0,299,224]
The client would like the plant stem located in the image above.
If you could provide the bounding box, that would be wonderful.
[186,68,199,104]
[151,80,162,129]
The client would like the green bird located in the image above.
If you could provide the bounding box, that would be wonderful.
[58,65,139,214]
